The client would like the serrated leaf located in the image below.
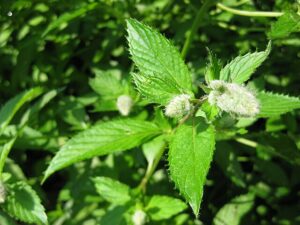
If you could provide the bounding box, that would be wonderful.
[257,91,300,117]
[269,11,300,39]
[0,87,43,134]
[219,42,271,84]
[168,118,215,215]
[213,193,255,225]
[205,49,222,83]
[132,73,185,105]
[89,69,124,97]
[1,181,47,225]
[43,119,161,181]
[93,177,131,205]
[145,195,187,221]
[127,19,192,105]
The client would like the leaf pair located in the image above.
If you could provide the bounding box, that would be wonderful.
[127,19,216,215]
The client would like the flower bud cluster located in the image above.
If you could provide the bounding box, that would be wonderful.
[132,209,147,225]
[165,94,192,118]
[208,80,260,117]
[116,95,133,116]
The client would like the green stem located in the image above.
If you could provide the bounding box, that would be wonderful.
[181,0,215,59]
[235,137,258,148]
[138,142,167,193]
[217,3,283,17]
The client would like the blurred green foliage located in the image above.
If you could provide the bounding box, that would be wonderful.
[0,0,300,224]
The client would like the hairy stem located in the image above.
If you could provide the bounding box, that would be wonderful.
[181,0,215,59]
[217,3,283,17]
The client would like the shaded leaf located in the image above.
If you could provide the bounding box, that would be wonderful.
[1,181,47,225]
[146,195,187,221]
[0,87,43,134]
[42,2,99,36]
[213,193,255,225]
[215,142,246,187]
[89,70,124,97]
[93,177,131,205]
[269,11,300,39]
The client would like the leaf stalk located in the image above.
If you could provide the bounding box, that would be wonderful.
[217,3,283,17]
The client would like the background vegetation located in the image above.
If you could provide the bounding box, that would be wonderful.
[0,0,300,224]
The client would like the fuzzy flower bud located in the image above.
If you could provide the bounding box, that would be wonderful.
[116,95,133,116]
[0,181,6,203]
[132,209,147,225]
[208,80,260,117]
[165,94,192,118]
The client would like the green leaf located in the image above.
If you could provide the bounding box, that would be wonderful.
[89,69,124,97]
[126,19,192,105]
[0,210,18,225]
[93,177,131,205]
[205,49,222,83]
[0,137,17,177]
[43,119,161,181]
[145,195,187,221]
[219,42,271,84]
[20,89,60,126]
[142,135,166,166]
[255,159,289,186]
[100,205,128,225]
[168,118,215,215]
[215,142,246,188]
[257,133,300,165]
[0,87,43,134]
[1,181,47,225]
[213,193,255,225]
[269,11,300,39]
[42,2,99,37]
[257,91,300,117]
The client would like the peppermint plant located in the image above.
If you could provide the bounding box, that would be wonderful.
[40,19,300,221]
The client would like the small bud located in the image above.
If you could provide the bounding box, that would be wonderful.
[208,80,260,117]
[132,209,147,225]
[116,95,133,116]
[0,181,6,203]
[165,94,192,118]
